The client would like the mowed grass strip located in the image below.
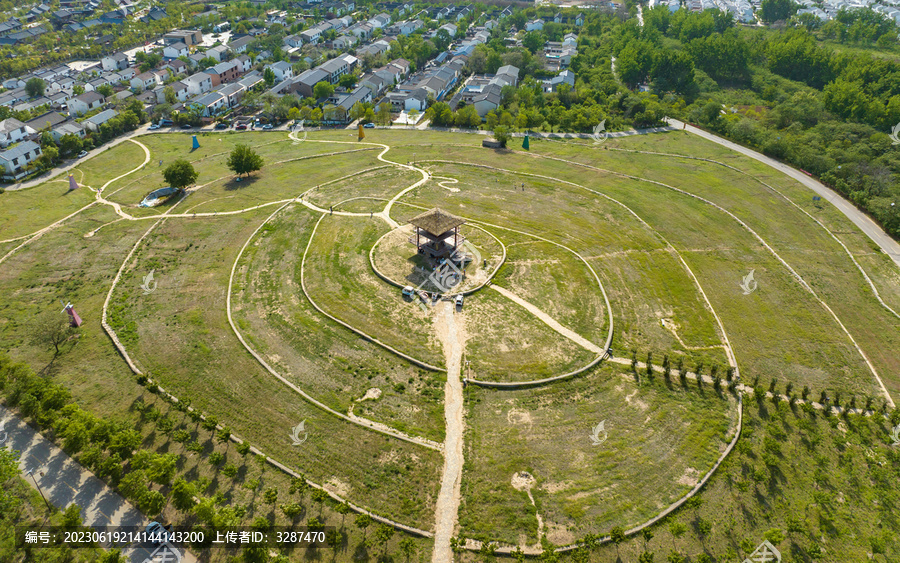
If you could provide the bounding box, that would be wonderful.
[108,210,442,527]
[399,161,666,255]
[459,362,735,546]
[588,249,728,369]
[71,138,148,188]
[304,214,444,367]
[541,137,900,395]
[492,240,606,343]
[0,208,146,417]
[104,141,382,216]
[307,166,423,209]
[0,180,95,240]
[233,205,447,442]
[464,288,597,382]
[540,134,900,392]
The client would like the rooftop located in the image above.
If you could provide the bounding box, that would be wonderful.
[409,207,466,235]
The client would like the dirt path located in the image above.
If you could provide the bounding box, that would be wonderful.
[432,302,466,563]
[489,284,604,354]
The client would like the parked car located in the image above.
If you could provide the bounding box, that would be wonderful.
[214,122,228,130]
[148,123,160,130]
[77,150,88,158]
[181,124,193,129]
[402,286,414,298]
[262,123,273,130]
[146,522,173,546]
[455,294,464,308]
[235,123,247,130]
[363,122,375,128]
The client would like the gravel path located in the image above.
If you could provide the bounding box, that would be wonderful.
[431,302,466,562]
[489,284,604,354]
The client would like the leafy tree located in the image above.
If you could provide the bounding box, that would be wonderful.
[61,503,83,528]
[226,144,264,177]
[669,520,687,550]
[164,86,177,105]
[433,28,452,52]
[313,80,334,99]
[171,478,197,512]
[25,77,46,98]
[163,159,198,189]
[28,311,76,355]
[639,551,655,563]
[376,102,392,125]
[760,0,796,22]
[119,470,149,500]
[0,447,21,515]
[338,73,358,88]
[281,502,304,519]
[492,125,510,147]
[610,526,626,555]
[97,84,114,97]
[398,537,416,560]
[455,105,481,128]
[263,67,276,86]
[354,513,372,537]
[523,31,544,54]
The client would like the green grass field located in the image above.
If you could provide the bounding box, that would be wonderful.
[1,127,898,562]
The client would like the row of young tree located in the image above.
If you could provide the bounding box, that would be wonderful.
[0,351,424,562]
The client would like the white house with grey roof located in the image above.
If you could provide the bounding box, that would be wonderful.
[0,140,42,179]
[83,109,118,132]
[0,118,29,147]
[266,61,294,82]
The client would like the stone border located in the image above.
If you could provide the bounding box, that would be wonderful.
[368,223,507,297]
[299,213,446,373]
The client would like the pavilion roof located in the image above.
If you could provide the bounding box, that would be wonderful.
[408,207,465,235]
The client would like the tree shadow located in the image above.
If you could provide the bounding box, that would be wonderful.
[224,176,261,190]
[352,542,370,562]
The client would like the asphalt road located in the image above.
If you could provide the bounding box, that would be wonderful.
[666,117,900,270]
[0,405,195,562]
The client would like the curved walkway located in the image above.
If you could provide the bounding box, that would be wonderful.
[600,142,900,321]
[665,118,900,269]
[508,150,893,406]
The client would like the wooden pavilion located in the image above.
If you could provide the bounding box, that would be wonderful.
[408,208,467,262]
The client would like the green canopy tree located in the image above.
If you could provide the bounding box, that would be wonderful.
[226,144,264,177]
[25,77,46,98]
[163,159,198,189]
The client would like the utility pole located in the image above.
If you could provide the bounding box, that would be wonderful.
[26,468,51,511]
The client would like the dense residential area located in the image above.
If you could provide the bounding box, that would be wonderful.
[0,0,592,181]
[0,0,897,237]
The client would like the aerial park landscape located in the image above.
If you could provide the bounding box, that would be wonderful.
[1,122,899,562]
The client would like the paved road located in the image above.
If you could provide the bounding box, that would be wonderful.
[0,405,195,563]
[666,118,900,270]
[6,123,152,192]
